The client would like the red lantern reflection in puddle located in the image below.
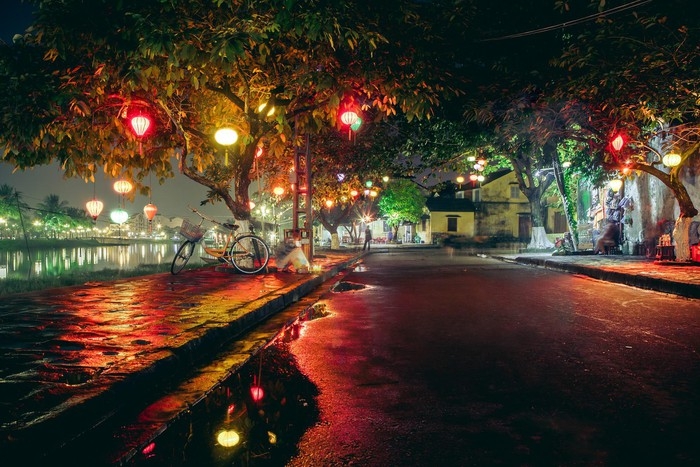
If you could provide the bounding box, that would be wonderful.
[250,384,264,402]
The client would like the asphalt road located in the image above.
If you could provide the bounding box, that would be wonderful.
[286,250,700,466]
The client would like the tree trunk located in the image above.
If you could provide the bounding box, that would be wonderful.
[552,162,577,250]
[630,162,698,262]
[527,198,554,249]
[330,231,340,249]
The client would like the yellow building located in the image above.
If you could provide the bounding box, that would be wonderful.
[421,170,567,245]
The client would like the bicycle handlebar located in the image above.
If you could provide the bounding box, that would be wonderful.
[187,205,240,231]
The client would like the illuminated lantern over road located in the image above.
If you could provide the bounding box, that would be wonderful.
[130,115,151,138]
[340,110,360,140]
[340,110,359,126]
[350,117,363,132]
[611,134,625,152]
[662,152,681,167]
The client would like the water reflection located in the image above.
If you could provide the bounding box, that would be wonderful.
[117,307,332,466]
[0,242,207,280]
[126,343,320,466]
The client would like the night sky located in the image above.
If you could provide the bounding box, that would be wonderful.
[0,1,233,220]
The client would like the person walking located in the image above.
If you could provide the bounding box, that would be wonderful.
[363,226,372,251]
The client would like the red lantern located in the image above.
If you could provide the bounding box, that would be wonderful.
[130,115,151,138]
[85,199,104,221]
[250,385,264,402]
[143,203,158,221]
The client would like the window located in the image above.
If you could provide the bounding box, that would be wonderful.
[472,189,481,203]
[510,185,520,199]
[447,217,458,232]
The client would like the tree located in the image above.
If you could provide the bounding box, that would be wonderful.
[378,179,425,240]
[0,184,29,238]
[553,0,700,260]
[0,0,469,221]
[36,194,69,238]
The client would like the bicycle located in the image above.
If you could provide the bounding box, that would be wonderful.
[171,206,270,275]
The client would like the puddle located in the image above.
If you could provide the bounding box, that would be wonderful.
[121,343,320,466]
[331,281,366,293]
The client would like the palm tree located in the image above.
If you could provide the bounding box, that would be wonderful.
[37,194,69,239]
[0,184,28,238]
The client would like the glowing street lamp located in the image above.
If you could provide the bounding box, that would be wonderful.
[257,102,275,117]
[215,127,239,165]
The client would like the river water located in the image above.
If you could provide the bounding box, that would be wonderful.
[0,241,208,280]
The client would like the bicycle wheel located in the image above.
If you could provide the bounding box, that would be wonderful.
[229,235,270,274]
[171,240,196,275]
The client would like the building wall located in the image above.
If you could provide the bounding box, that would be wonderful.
[473,173,534,238]
[430,211,475,238]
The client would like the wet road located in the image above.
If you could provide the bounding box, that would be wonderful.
[287,250,700,466]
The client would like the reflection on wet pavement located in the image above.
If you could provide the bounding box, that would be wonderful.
[0,267,305,442]
[114,305,332,466]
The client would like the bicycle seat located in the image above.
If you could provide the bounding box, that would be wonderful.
[223,223,239,231]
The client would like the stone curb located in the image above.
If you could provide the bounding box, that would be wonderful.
[498,255,700,299]
[2,254,362,462]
